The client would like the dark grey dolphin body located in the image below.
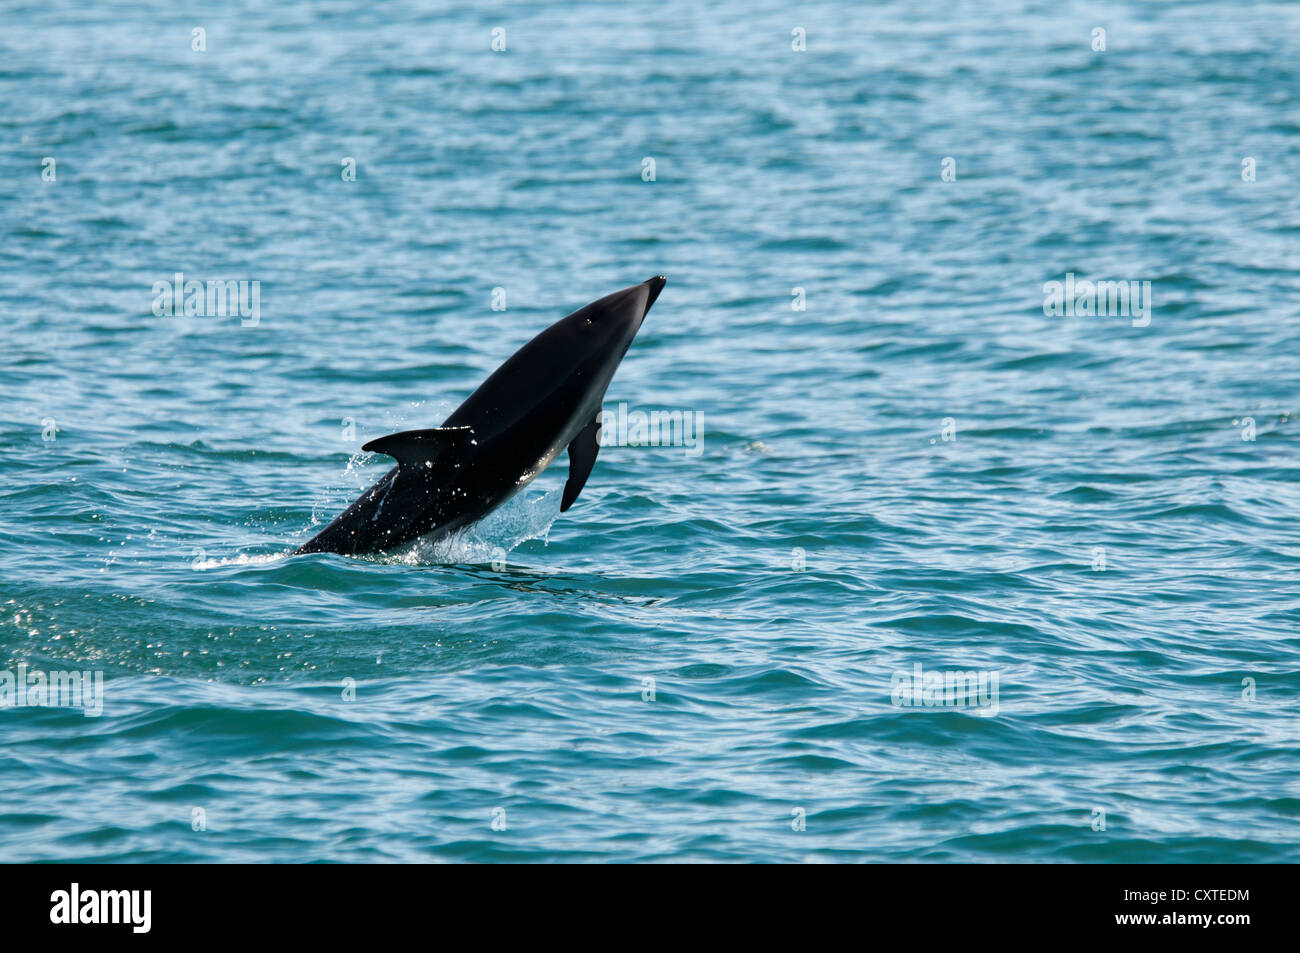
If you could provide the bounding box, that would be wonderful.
[295,277,666,557]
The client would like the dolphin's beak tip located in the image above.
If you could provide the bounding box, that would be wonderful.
[643,275,667,312]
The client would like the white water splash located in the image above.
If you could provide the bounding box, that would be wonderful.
[196,481,561,571]
[191,552,286,571]
[393,487,562,566]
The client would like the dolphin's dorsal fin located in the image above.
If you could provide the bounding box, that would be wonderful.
[562,412,601,512]
[362,427,475,470]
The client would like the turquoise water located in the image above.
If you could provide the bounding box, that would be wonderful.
[2,0,1299,862]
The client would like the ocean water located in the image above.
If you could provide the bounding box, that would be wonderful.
[2,0,1299,863]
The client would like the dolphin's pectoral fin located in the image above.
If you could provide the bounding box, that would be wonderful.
[561,412,601,513]
[362,426,475,470]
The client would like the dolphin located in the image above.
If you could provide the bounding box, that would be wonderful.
[294,276,666,557]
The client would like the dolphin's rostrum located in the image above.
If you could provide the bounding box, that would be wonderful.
[295,277,666,557]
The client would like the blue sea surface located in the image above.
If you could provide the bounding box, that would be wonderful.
[2,0,1299,862]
